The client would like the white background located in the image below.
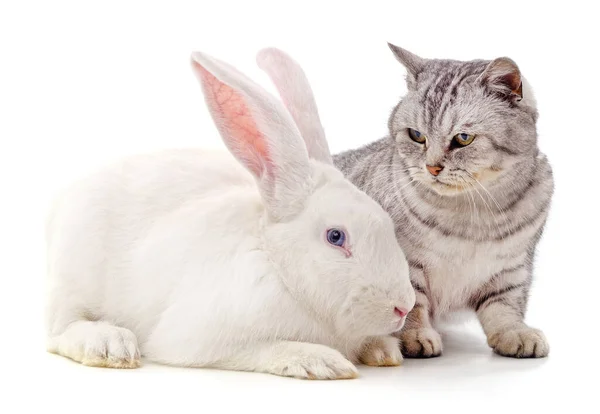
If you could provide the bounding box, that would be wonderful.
[1,1,598,412]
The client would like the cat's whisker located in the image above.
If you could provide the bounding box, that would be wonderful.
[469,181,493,234]
[395,177,418,193]
[464,172,511,237]
[459,177,478,230]
[372,174,415,196]
[464,176,504,239]
[465,172,508,216]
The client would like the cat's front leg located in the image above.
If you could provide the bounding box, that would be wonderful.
[358,335,403,366]
[471,265,549,358]
[397,264,443,358]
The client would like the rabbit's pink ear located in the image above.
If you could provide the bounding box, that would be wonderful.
[191,52,311,221]
[192,62,269,177]
[257,48,332,165]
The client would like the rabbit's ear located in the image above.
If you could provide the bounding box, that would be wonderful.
[191,51,311,222]
[256,48,332,165]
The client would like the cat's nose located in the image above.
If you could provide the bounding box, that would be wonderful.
[426,165,444,176]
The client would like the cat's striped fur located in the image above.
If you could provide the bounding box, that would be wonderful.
[333,45,553,358]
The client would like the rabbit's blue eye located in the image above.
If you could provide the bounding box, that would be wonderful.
[326,228,346,247]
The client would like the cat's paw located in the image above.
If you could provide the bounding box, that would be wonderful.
[359,335,403,367]
[488,327,549,358]
[400,327,443,358]
[270,346,358,380]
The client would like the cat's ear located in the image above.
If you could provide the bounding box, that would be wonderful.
[388,43,426,88]
[480,57,523,100]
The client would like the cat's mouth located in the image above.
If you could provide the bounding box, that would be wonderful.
[410,166,500,196]
[428,179,468,195]
[409,173,466,195]
[413,166,500,196]
[416,172,474,195]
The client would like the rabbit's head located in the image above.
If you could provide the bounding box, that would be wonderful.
[191,48,415,338]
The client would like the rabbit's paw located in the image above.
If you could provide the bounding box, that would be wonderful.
[488,327,549,358]
[80,326,141,368]
[50,322,141,368]
[359,336,402,367]
[270,345,358,380]
[78,326,141,368]
[400,327,443,358]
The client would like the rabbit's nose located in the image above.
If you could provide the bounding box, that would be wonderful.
[394,307,408,318]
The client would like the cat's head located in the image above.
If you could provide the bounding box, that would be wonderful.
[387,43,539,196]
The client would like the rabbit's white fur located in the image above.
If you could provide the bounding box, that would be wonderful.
[45,49,415,379]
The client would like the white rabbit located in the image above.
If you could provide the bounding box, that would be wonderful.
[45,47,415,380]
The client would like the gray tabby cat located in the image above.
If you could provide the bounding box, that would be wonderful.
[334,44,553,358]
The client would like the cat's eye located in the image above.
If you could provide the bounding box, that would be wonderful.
[453,133,476,147]
[408,128,426,144]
